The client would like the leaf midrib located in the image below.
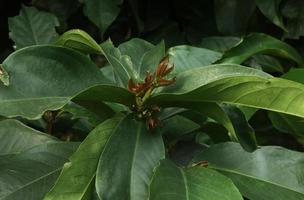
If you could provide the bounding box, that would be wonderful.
[2,167,62,199]
[211,166,304,196]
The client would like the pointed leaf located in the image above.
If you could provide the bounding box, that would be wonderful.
[44,116,123,200]
[149,159,243,200]
[0,45,132,119]
[0,142,78,200]
[8,6,59,49]
[0,119,54,156]
[255,0,287,31]
[56,29,102,55]
[168,45,222,74]
[96,115,165,200]
[82,0,123,35]
[220,33,303,65]
[193,142,304,200]
[118,39,165,79]
[148,64,304,119]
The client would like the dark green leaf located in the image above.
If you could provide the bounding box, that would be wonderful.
[0,45,132,119]
[8,6,59,49]
[96,115,165,200]
[214,0,256,35]
[281,0,304,39]
[148,64,304,119]
[220,33,303,65]
[193,142,304,200]
[118,39,165,79]
[168,45,222,74]
[246,54,284,73]
[82,0,123,35]
[149,159,243,200]
[0,142,78,200]
[255,0,286,31]
[44,116,123,200]
[199,36,241,53]
[0,119,54,156]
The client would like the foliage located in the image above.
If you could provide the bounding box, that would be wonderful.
[1,0,304,199]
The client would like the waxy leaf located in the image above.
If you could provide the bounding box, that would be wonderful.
[220,33,303,65]
[44,116,123,200]
[56,29,102,55]
[193,142,304,200]
[148,64,304,119]
[149,159,243,200]
[179,102,257,152]
[0,142,78,200]
[168,45,222,74]
[96,115,165,200]
[0,120,78,200]
[8,6,59,49]
[0,45,132,119]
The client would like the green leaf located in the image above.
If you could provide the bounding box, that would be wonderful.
[220,33,303,65]
[149,159,243,200]
[182,102,257,152]
[118,39,165,79]
[96,115,165,200]
[148,64,304,119]
[56,29,102,55]
[214,0,256,35]
[281,0,304,39]
[168,45,222,74]
[82,0,123,35]
[0,142,78,200]
[267,68,304,137]
[193,142,304,200]
[0,45,132,119]
[0,119,54,156]
[8,6,59,49]
[160,115,200,137]
[268,111,304,137]
[44,116,123,200]
[100,39,139,86]
[255,0,287,31]
[246,54,284,73]
[198,36,241,53]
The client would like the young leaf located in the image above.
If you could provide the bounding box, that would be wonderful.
[8,6,59,49]
[56,29,102,55]
[193,142,304,200]
[220,33,303,65]
[82,0,123,35]
[118,39,165,79]
[255,0,287,31]
[149,159,243,200]
[100,39,139,86]
[96,115,165,200]
[44,116,123,200]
